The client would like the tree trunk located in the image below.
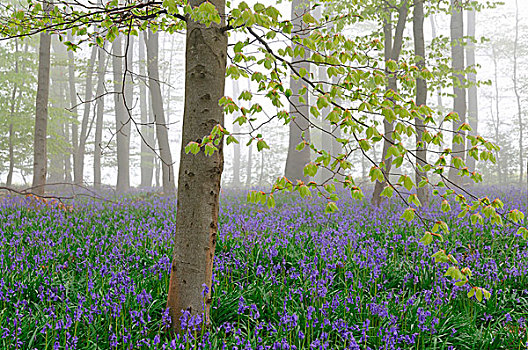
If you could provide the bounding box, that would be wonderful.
[166,0,227,333]
[284,0,311,183]
[67,33,79,180]
[74,45,97,185]
[465,9,478,173]
[371,2,408,206]
[64,121,72,182]
[513,0,523,185]
[94,45,106,190]
[245,141,253,188]
[6,40,19,187]
[139,32,154,188]
[429,15,444,114]
[413,0,429,206]
[447,0,467,186]
[32,28,52,195]
[146,29,176,195]
[231,80,241,187]
[112,35,130,193]
[491,45,502,181]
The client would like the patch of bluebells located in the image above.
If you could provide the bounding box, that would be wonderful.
[0,187,528,349]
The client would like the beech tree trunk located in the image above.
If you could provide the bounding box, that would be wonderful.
[146,29,176,195]
[284,0,311,182]
[245,142,253,188]
[74,45,97,185]
[513,0,523,185]
[32,27,52,195]
[6,40,19,187]
[490,45,502,181]
[112,35,130,193]
[94,45,106,190]
[231,80,241,187]
[139,32,154,188]
[413,0,429,206]
[371,2,408,206]
[166,0,227,332]
[447,0,467,186]
[67,33,79,179]
[465,9,478,173]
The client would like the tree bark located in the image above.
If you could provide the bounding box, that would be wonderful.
[112,35,130,193]
[245,141,253,188]
[32,26,52,195]
[490,45,502,181]
[513,0,523,185]
[166,0,227,332]
[465,9,478,173]
[6,40,19,187]
[146,29,176,195]
[284,0,311,183]
[94,44,106,190]
[231,80,241,187]
[74,45,97,185]
[413,0,429,206]
[371,2,408,206]
[447,0,467,186]
[67,33,79,180]
[139,31,154,188]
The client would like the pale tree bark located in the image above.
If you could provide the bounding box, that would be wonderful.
[6,40,20,187]
[49,37,68,184]
[94,44,106,190]
[245,142,253,188]
[146,29,176,195]
[429,15,444,113]
[447,0,467,186]
[32,17,52,196]
[231,80,241,187]
[465,9,478,173]
[284,0,311,182]
[67,33,79,179]
[139,32,154,188]
[490,45,502,181]
[74,45,97,185]
[513,0,523,185]
[112,35,130,193]
[371,2,408,206]
[413,0,429,206]
[166,0,227,332]
[64,121,72,182]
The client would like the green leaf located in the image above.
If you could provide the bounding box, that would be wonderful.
[325,202,338,214]
[419,232,433,246]
[185,142,201,155]
[400,208,415,222]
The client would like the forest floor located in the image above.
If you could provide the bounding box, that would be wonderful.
[0,187,527,349]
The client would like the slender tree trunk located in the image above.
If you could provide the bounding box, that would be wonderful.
[64,121,72,182]
[491,45,502,181]
[513,0,523,185]
[146,29,176,195]
[413,0,429,206]
[245,142,253,188]
[67,33,79,179]
[32,25,52,195]
[112,35,130,193]
[73,45,97,185]
[231,80,241,187]
[94,45,106,190]
[429,15,444,114]
[259,149,265,185]
[284,0,311,182]
[371,2,408,206]
[139,32,154,188]
[447,0,467,186]
[465,9,478,173]
[166,0,227,332]
[6,40,19,187]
